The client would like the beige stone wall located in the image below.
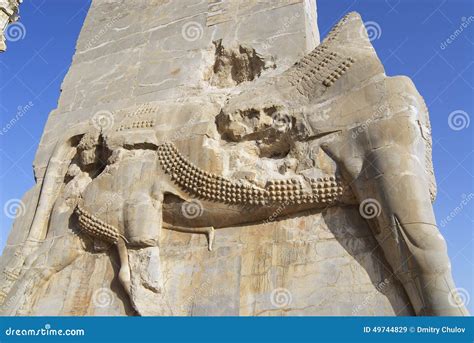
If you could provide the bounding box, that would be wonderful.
[0,0,414,315]
[33,0,320,179]
[23,208,412,316]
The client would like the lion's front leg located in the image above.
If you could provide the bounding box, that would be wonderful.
[122,191,171,315]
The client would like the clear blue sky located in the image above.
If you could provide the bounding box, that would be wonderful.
[0,0,472,314]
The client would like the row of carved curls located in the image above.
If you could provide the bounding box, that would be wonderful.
[157,143,346,207]
[75,205,120,244]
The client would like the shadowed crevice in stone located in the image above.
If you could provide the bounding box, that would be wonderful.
[209,39,276,88]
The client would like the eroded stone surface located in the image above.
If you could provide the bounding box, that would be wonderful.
[0,0,465,316]
[0,0,21,52]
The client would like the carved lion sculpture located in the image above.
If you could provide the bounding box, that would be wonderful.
[0,12,468,316]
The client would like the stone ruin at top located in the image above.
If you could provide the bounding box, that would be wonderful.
[0,0,469,316]
[0,0,21,52]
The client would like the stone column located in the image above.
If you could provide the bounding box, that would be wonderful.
[0,0,22,52]
[0,1,414,315]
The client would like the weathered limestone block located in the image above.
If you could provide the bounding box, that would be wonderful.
[0,0,466,316]
[160,208,411,316]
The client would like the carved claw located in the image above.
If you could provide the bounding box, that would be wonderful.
[207,226,215,251]
[162,223,215,251]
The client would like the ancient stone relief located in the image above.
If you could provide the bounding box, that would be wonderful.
[0,0,21,52]
[0,12,468,316]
